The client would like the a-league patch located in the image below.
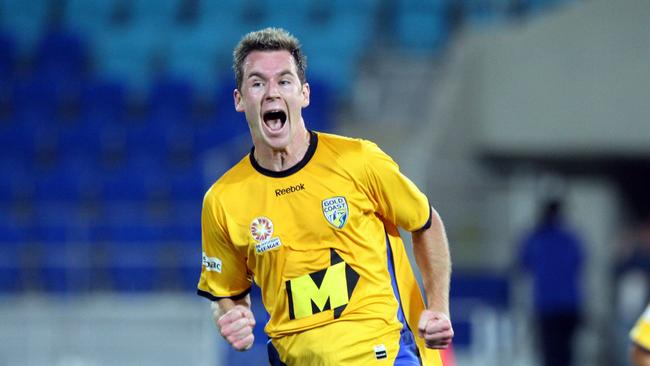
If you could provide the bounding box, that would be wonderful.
[322,196,349,229]
[250,216,282,254]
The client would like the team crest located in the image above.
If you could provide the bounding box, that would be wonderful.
[250,216,282,254]
[322,196,349,229]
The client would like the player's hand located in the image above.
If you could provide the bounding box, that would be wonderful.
[217,305,256,351]
[417,310,454,349]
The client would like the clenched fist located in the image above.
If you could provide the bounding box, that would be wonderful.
[417,310,454,349]
[217,305,256,351]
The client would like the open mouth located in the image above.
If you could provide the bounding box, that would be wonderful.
[263,110,288,131]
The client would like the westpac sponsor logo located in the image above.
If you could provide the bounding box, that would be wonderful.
[202,252,222,273]
[250,216,282,254]
[322,196,348,229]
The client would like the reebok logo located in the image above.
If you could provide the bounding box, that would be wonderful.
[275,183,305,197]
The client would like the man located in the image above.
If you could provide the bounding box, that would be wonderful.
[197,27,453,365]
[631,304,650,366]
[519,198,584,366]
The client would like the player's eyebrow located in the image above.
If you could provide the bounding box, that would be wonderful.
[277,70,295,78]
[247,70,295,80]
[247,72,267,80]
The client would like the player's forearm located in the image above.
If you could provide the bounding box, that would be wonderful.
[632,344,650,366]
[412,207,451,316]
[211,295,252,322]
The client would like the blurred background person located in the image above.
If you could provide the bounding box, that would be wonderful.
[518,198,585,366]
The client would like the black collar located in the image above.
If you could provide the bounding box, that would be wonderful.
[249,131,318,178]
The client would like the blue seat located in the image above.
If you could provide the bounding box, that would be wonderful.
[57,119,106,160]
[0,156,33,203]
[0,207,26,293]
[64,0,116,36]
[92,24,160,90]
[130,0,180,28]
[302,77,334,132]
[0,123,36,161]
[34,29,89,88]
[100,213,164,292]
[11,78,60,128]
[99,231,162,292]
[0,31,16,85]
[80,78,128,124]
[33,156,99,202]
[450,272,511,309]
[0,0,48,51]
[394,0,450,53]
[148,76,195,122]
[169,161,204,201]
[38,240,92,294]
[165,22,232,91]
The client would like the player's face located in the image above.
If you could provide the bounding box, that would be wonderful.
[234,50,310,151]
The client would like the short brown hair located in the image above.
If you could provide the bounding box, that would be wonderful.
[233,27,307,90]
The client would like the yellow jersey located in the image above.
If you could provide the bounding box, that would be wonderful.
[631,304,650,351]
[198,131,442,365]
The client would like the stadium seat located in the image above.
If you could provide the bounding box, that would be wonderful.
[80,78,128,125]
[169,161,204,202]
[11,78,60,128]
[40,240,92,294]
[148,76,195,123]
[33,155,99,202]
[0,207,26,293]
[33,29,89,89]
[164,22,231,92]
[0,31,16,85]
[92,24,161,90]
[130,0,181,28]
[450,272,511,309]
[64,0,116,36]
[0,122,36,161]
[0,0,49,52]
[395,10,449,53]
[100,153,170,202]
[302,77,334,133]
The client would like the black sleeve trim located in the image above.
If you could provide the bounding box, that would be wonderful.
[196,287,252,302]
[415,206,433,232]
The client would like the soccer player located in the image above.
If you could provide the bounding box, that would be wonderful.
[631,304,650,366]
[197,27,453,365]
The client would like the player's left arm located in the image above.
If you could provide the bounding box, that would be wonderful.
[631,343,650,366]
[412,206,454,349]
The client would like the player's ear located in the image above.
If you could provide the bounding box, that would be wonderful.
[234,89,245,112]
[301,82,310,108]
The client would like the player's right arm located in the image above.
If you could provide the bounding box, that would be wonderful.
[631,344,650,366]
[630,305,650,366]
[200,191,255,351]
[212,295,256,351]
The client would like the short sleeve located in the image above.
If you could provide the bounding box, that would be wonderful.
[631,304,650,351]
[361,141,431,232]
[197,190,252,301]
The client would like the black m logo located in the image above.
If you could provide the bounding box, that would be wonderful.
[285,249,359,320]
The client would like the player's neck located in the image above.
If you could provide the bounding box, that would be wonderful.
[254,130,311,172]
